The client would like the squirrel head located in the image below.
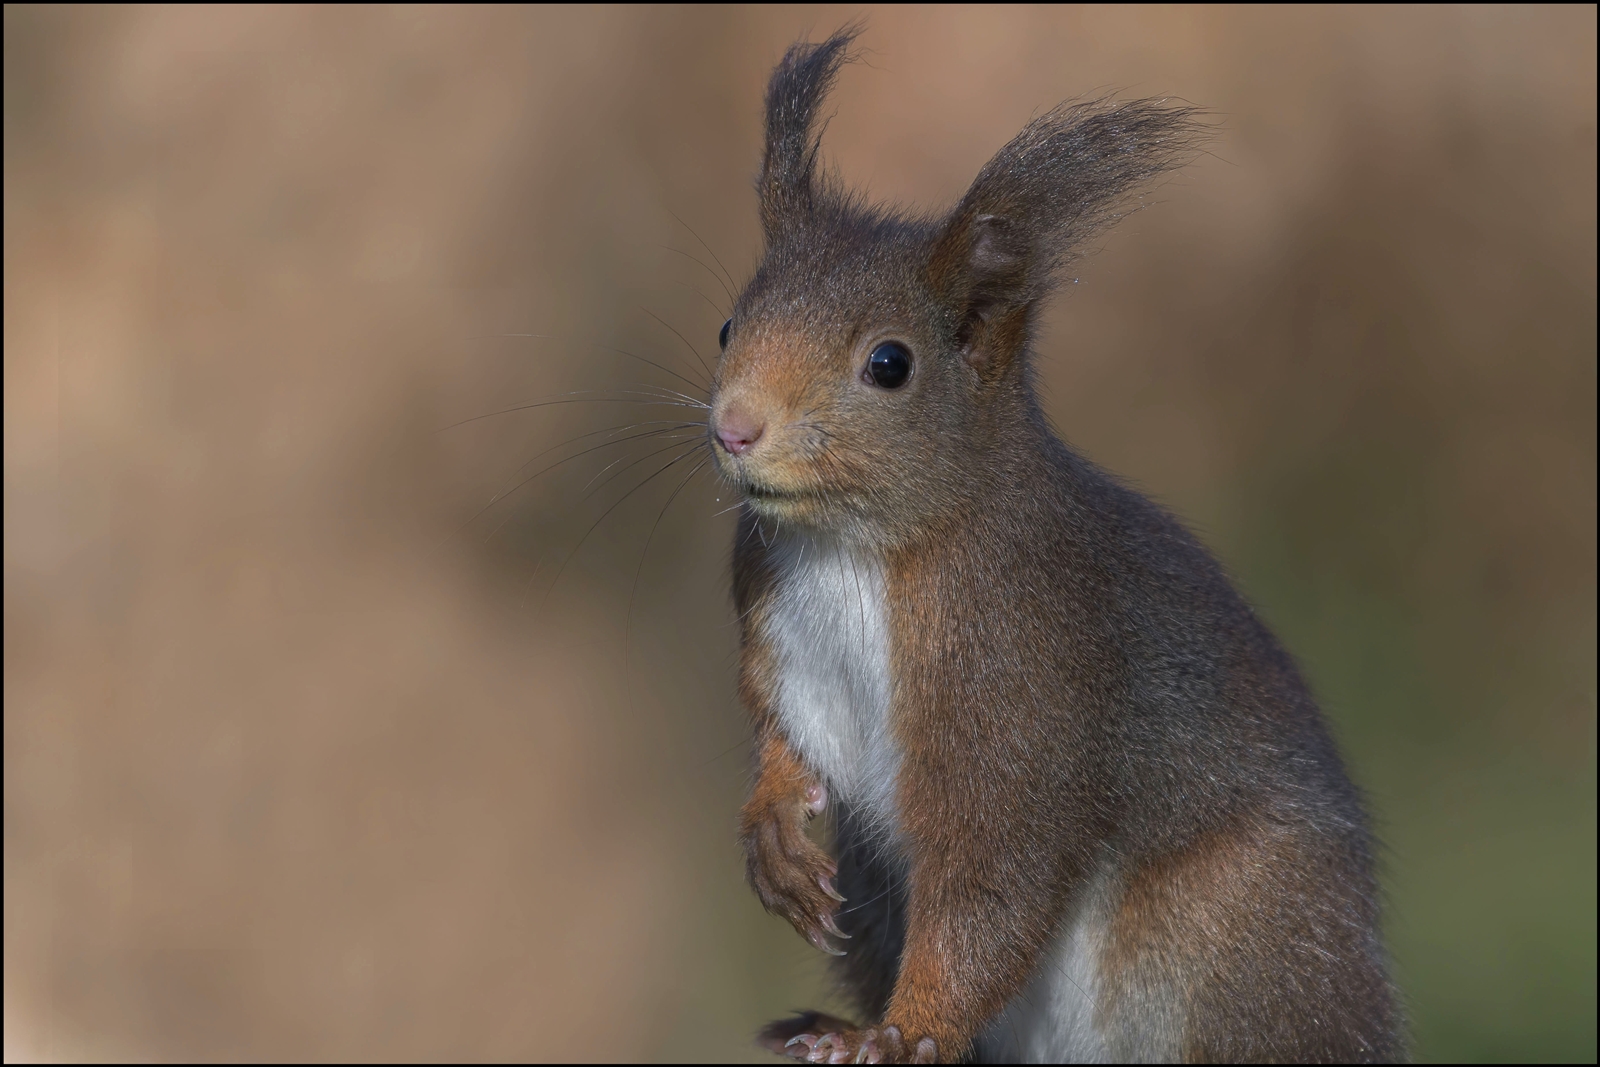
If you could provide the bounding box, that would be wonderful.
[710,26,1204,544]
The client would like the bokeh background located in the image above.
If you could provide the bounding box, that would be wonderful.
[5,5,1594,1062]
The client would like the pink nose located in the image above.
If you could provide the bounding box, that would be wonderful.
[715,411,765,455]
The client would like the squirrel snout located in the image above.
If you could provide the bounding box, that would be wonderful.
[714,409,766,456]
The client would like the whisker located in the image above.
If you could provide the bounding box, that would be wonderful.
[477,434,700,547]
[436,391,707,433]
[673,278,730,320]
[444,424,706,548]
[641,307,714,382]
[504,419,706,486]
[579,433,706,496]
[593,342,710,396]
[628,386,710,407]
[538,443,710,604]
[581,436,709,500]
[666,207,739,294]
[582,379,706,410]
[625,453,712,679]
[662,245,736,305]
[471,332,710,396]
[510,426,702,501]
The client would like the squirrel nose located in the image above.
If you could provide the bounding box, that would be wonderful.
[715,410,765,455]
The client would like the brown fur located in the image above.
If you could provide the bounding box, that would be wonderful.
[720,28,1402,1064]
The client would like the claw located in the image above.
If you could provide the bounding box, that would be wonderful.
[785,1034,819,1058]
[804,782,828,817]
[855,1042,880,1065]
[913,1036,938,1063]
[806,927,848,956]
[820,911,852,939]
[807,1033,841,1064]
[819,874,847,902]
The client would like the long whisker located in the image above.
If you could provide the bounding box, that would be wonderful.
[436,391,708,433]
[539,442,709,604]
[446,424,705,547]
[666,207,739,294]
[580,433,706,496]
[593,342,710,395]
[470,332,710,396]
[662,245,736,305]
[673,278,729,320]
[585,379,705,409]
[625,453,712,680]
[641,308,714,382]
[504,419,706,486]
[479,434,699,545]
[581,435,708,500]
[502,425,703,507]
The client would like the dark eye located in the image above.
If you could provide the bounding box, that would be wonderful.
[865,342,913,389]
[719,318,732,350]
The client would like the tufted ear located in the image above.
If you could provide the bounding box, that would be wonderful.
[930,97,1206,372]
[758,26,862,242]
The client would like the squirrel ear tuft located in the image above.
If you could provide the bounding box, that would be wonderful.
[759,24,863,241]
[931,97,1208,367]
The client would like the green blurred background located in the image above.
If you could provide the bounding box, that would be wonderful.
[4,5,1593,1062]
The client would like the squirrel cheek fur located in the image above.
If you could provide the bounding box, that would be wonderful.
[715,28,1403,1065]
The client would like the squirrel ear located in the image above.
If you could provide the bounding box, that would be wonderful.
[930,211,1033,371]
[931,98,1207,370]
[968,214,1026,280]
[758,25,862,241]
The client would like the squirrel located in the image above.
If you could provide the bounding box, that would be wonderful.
[709,28,1402,1065]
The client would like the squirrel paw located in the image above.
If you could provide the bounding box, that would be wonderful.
[775,1023,939,1064]
[741,794,849,954]
[757,1012,857,1057]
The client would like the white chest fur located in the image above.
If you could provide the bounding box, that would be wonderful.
[976,860,1119,1063]
[764,533,899,838]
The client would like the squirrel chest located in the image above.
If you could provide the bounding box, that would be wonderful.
[763,534,901,838]
[762,530,1116,1059]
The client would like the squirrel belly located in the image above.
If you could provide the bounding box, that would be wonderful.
[763,532,901,845]
[761,523,1120,1062]
[975,860,1120,1064]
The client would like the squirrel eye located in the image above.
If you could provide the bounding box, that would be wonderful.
[865,342,913,389]
[718,318,732,350]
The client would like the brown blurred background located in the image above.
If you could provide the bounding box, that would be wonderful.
[4,6,1594,1062]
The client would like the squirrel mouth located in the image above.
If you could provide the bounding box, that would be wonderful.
[742,481,803,502]
[744,482,792,500]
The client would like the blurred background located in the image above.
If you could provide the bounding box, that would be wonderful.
[4,5,1593,1062]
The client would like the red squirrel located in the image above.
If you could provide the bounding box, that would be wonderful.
[711,29,1402,1064]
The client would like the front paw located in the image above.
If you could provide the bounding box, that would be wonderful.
[741,788,848,954]
[779,1024,939,1064]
